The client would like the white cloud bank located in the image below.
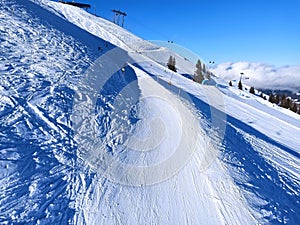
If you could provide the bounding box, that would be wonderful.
[211,62,300,92]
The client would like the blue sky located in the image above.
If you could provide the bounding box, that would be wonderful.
[83,0,300,66]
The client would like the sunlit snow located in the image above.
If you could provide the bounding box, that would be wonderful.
[0,0,299,224]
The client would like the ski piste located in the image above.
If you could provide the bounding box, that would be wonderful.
[0,0,299,224]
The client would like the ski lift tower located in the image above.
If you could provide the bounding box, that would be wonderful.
[112,9,127,27]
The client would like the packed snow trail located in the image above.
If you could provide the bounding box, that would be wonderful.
[134,64,300,224]
[72,64,257,225]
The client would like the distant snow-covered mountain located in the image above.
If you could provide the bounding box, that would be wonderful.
[211,62,300,93]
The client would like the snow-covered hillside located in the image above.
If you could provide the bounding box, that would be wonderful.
[1,0,299,225]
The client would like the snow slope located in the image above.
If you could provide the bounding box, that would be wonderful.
[1,0,299,224]
[44,0,196,75]
[72,64,257,224]
[134,62,300,224]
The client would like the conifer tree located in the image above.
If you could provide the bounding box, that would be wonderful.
[238,80,242,90]
[168,55,172,64]
[290,102,298,113]
[275,95,280,104]
[196,59,202,71]
[280,94,286,104]
[280,95,290,109]
[194,59,204,83]
[172,57,176,68]
[206,71,211,80]
[202,63,206,74]
[269,93,275,103]
[249,86,255,94]
[167,56,177,72]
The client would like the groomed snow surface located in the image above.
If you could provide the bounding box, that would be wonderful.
[0,0,299,225]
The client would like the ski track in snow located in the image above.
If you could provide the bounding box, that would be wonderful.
[72,64,257,225]
[135,63,300,224]
[0,1,94,223]
[0,0,299,224]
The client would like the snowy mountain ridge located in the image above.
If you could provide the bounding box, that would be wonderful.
[0,1,299,225]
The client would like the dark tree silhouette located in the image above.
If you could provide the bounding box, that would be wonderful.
[280,95,291,109]
[290,102,298,113]
[238,80,242,90]
[275,95,280,104]
[269,93,275,103]
[194,59,204,83]
[167,56,177,72]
